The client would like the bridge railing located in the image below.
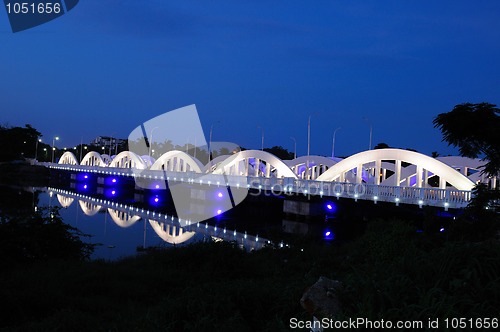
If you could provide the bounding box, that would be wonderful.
[48,163,472,208]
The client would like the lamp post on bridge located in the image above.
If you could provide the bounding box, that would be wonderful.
[148,127,159,157]
[363,117,373,150]
[79,137,85,163]
[34,138,41,161]
[307,114,318,179]
[257,125,264,151]
[290,136,296,159]
[51,136,59,163]
[208,121,220,163]
[331,127,341,159]
[109,133,116,156]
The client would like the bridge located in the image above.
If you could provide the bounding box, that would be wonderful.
[47,148,499,210]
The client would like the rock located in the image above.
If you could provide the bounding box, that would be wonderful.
[300,276,343,318]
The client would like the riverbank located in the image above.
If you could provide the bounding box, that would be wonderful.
[0,162,50,187]
[1,218,498,331]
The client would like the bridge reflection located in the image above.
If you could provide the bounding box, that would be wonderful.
[51,187,270,250]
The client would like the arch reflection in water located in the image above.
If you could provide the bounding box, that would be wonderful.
[57,194,74,208]
[149,219,195,244]
[108,208,141,228]
[78,200,102,216]
[49,187,270,251]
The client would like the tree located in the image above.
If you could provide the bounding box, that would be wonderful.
[434,103,500,222]
[0,124,42,161]
[263,146,294,160]
[433,102,500,176]
[374,142,390,149]
[0,207,95,265]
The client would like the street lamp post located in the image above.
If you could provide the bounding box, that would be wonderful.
[193,137,197,159]
[257,125,264,151]
[290,137,297,159]
[34,138,41,161]
[43,148,47,160]
[51,136,59,163]
[79,137,84,163]
[307,114,315,179]
[331,127,341,159]
[363,117,373,150]
[109,133,116,156]
[148,127,159,157]
[208,122,220,163]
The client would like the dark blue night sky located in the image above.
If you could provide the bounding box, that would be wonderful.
[1,1,499,157]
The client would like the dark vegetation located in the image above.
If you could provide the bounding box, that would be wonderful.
[0,212,498,331]
[0,124,41,162]
[0,207,94,267]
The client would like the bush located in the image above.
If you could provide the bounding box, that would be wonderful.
[0,207,95,266]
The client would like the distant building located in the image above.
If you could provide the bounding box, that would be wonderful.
[92,136,127,148]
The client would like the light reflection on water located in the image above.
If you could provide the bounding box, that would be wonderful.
[42,187,271,260]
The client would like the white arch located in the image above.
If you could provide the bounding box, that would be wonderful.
[58,151,78,165]
[437,156,485,171]
[141,155,156,168]
[284,155,337,180]
[108,208,141,228]
[213,150,297,178]
[150,150,204,173]
[149,219,195,244]
[437,156,498,189]
[203,154,231,173]
[101,154,112,166]
[316,148,475,191]
[437,156,485,179]
[80,151,106,167]
[109,151,147,169]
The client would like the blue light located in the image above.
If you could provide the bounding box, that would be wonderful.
[154,197,159,203]
[217,192,223,198]
[76,173,90,181]
[112,178,117,183]
[440,228,445,232]
[325,202,336,213]
[83,184,87,189]
[217,209,222,215]
[111,190,116,195]
[155,184,160,189]
[324,229,334,240]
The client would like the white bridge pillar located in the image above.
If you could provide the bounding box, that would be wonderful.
[375,159,381,185]
[356,164,363,184]
[395,160,401,186]
[416,165,423,188]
